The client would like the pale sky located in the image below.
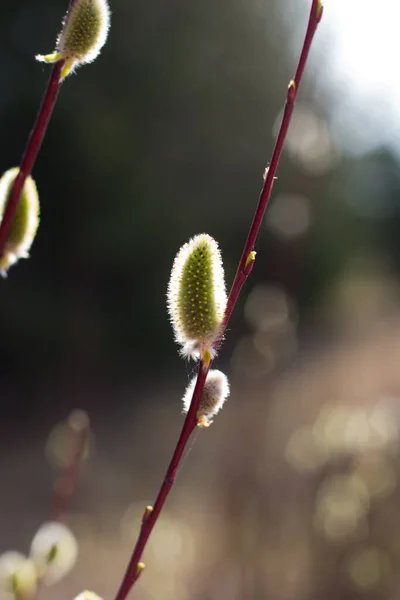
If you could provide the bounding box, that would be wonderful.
[314,0,400,155]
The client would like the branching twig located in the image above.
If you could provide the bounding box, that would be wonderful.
[114,2,323,598]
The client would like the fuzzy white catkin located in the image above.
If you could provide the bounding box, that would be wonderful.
[30,522,78,585]
[167,233,227,361]
[182,369,230,426]
[36,0,111,79]
[0,551,37,598]
[0,167,40,276]
[73,592,103,600]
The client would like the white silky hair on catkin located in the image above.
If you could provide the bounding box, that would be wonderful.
[0,551,38,597]
[167,233,227,360]
[30,521,78,585]
[73,592,103,600]
[58,0,111,65]
[182,369,230,423]
[0,167,39,276]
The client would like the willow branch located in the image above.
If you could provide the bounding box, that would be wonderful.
[113,365,208,600]
[113,2,323,598]
[0,0,80,261]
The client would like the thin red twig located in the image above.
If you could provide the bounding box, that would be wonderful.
[113,1,322,598]
[113,365,208,600]
[0,62,63,259]
[223,0,323,330]
[0,0,80,261]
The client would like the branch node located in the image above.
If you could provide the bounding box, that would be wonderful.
[202,348,212,368]
[316,0,323,22]
[243,251,256,276]
[197,414,213,428]
[142,506,153,523]
[287,79,296,103]
[134,562,145,582]
[245,251,256,269]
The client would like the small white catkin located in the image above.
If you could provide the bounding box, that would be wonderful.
[167,233,227,363]
[30,522,78,585]
[0,167,40,277]
[182,369,230,426]
[0,551,38,598]
[36,0,111,80]
[73,592,103,600]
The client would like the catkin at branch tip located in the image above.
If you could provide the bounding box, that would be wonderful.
[167,233,227,363]
[36,0,111,80]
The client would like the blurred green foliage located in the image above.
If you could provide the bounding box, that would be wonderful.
[0,0,399,406]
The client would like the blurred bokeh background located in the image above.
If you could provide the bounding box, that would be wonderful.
[1,0,400,598]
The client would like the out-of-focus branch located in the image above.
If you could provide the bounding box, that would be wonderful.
[51,410,90,522]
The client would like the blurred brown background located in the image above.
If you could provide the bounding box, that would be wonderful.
[1,0,400,598]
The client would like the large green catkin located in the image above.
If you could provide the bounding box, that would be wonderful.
[180,241,218,338]
[0,168,40,276]
[36,0,111,80]
[167,234,227,362]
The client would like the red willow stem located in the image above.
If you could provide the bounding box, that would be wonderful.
[0,63,63,258]
[0,0,79,260]
[223,0,323,329]
[114,2,322,598]
[114,365,208,600]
